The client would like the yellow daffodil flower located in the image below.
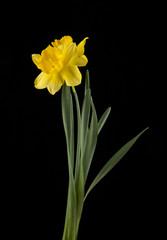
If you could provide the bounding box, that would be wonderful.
[32,36,88,95]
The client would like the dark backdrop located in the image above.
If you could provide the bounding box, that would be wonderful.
[3,1,164,239]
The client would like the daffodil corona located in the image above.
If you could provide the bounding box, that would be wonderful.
[32,36,88,95]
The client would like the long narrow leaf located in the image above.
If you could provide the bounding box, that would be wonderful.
[84,69,90,95]
[61,84,74,170]
[62,164,77,240]
[98,107,111,134]
[80,89,91,155]
[72,90,81,183]
[84,127,149,201]
[75,158,84,236]
[72,88,85,239]
[61,84,77,239]
[82,97,98,183]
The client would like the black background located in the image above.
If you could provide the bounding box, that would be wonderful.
[2,1,165,239]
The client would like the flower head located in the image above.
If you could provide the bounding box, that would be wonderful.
[32,36,88,95]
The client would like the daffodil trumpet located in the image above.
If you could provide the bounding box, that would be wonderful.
[32,36,148,240]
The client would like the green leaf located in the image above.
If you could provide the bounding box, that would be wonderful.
[72,88,85,239]
[84,127,149,201]
[75,158,84,237]
[72,90,81,183]
[82,97,98,183]
[80,89,91,155]
[82,70,98,183]
[62,166,77,240]
[98,107,111,134]
[61,84,74,171]
[61,84,77,240]
[84,69,90,95]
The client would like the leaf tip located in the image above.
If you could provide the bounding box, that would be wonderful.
[144,126,149,132]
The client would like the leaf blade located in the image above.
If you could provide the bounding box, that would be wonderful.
[72,89,82,183]
[62,164,77,240]
[61,84,74,170]
[75,158,84,236]
[80,89,91,155]
[61,84,77,239]
[84,127,149,201]
[82,97,98,183]
[98,107,111,134]
[72,88,85,238]
[84,69,90,95]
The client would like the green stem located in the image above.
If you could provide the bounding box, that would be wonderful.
[61,85,77,240]
[72,87,84,240]
[72,86,76,93]
[62,85,85,240]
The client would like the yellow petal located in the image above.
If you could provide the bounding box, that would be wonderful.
[76,55,88,66]
[62,43,77,66]
[32,54,41,66]
[77,37,88,56]
[42,45,63,72]
[47,71,64,95]
[41,45,57,62]
[34,72,52,89]
[52,36,73,48]
[60,65,81,86]
[32,51,53,74]
[59,36,73,45]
